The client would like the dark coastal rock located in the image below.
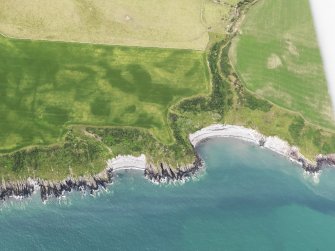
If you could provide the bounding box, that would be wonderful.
[287,151,331,173]
[259,137,266,147]
[316,154,335,169]
[0,168,114,202]
[2,148,335,203]
[38,168,114,201]
[0,180,35,201]
[145,154,204,184]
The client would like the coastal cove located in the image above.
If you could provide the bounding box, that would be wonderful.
[1,124,334,202]
[2,138,335,250]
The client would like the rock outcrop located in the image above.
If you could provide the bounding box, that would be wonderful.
[0,179,35,200]
[38,168,114,201]
[144,154,204,183]
[0,168,114,202]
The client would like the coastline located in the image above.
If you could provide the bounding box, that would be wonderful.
[1,0,335,204]
[190,124,335,173]
[0,152,203,202]
[2,123,335,203]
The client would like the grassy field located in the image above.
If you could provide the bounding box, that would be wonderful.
[0,34,209,152]
[0,0,239,50]
[230,0,335,129]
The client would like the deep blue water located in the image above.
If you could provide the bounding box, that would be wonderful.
[1,138,335,250]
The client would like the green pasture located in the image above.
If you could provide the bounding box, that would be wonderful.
[231,0,335,129]
[0,35,209,152]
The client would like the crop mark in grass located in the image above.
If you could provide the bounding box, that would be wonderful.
[185,61,202,77]
[43,106,70,125]
[135,112,162,129]
[90,96,112,117]
[124,105,137,113]
[105,68,134,94]
[105,63,193,105]
[285,40,299,57]
[73,0,103,26]
[0,34,208,151]
[255,84,293,107]
[267,53,282,69]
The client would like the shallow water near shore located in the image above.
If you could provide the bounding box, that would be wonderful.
[1,138,335,250]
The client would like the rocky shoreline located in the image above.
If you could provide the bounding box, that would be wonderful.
[0,154,203,202]
[144,154,204,184]
[0,168,114,202]
[189,124,335,173]
[38,169,114,202]
[1,124,335,203]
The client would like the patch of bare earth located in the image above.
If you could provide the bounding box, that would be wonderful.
[267,54,282,69]
[286,40,299,56]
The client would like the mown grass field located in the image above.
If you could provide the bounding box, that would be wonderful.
[0,0,239,50]
[231,0,335,129]
[0,34,209,152]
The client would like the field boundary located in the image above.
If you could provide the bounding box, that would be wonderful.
[0,31,206,51]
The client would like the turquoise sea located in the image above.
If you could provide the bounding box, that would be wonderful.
[1,138,335,250]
